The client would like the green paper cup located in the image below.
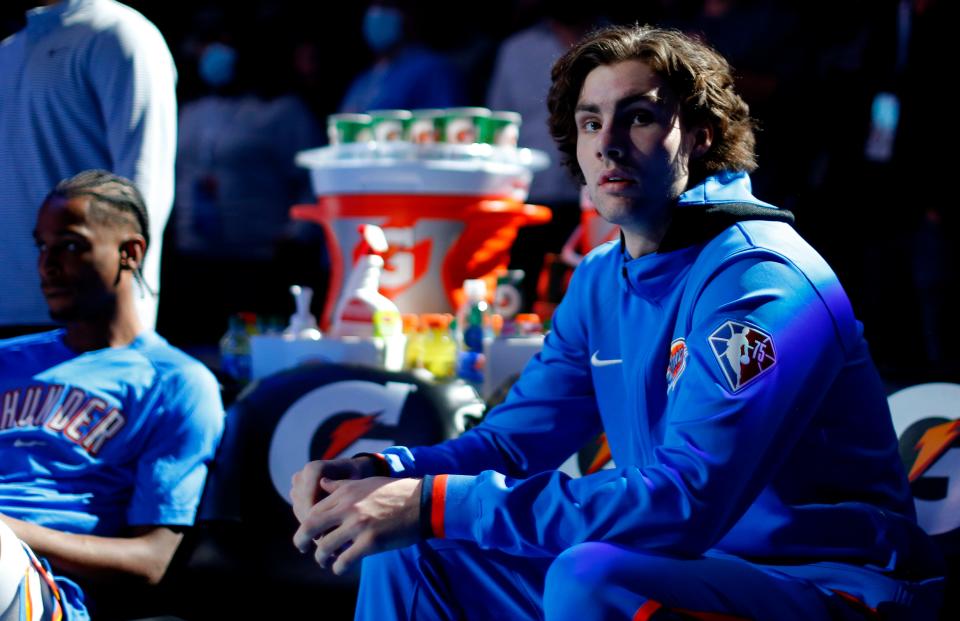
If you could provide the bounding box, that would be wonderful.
[369,109,412,142]
[479,111,522,147]
[327,113,373,145]
[408,109,445,144]
[438,107,491,144]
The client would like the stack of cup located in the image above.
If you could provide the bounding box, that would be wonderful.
[326,108,522,147]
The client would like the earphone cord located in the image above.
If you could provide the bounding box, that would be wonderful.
[134,267,157,298]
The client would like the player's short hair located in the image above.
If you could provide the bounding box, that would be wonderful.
[47,170,150,255]
[547,24,758,185]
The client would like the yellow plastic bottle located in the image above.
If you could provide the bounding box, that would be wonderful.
[401,313,424,370]
[420,313,456,379]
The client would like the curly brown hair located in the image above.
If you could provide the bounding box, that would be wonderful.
[547,24,757,185]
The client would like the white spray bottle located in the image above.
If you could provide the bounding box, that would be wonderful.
[330,224,399,339]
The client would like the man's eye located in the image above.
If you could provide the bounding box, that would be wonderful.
[64,241,79,252]
[580,119,600,132]
[35,242,47,253]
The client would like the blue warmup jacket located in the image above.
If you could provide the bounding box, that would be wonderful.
[379,171,942,583]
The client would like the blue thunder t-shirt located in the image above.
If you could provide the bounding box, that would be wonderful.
[0,329,224,617]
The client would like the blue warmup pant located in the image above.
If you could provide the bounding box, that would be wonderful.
[356,540,942,620]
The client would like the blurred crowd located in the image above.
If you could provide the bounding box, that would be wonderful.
[1,0,952,382]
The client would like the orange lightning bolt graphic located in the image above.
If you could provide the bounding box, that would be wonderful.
[322,414,380,460]
[585,434,613,475]
[909,420,960,482]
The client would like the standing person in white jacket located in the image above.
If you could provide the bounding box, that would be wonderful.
[0,0,176,334]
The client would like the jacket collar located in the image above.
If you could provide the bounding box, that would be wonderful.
[618,171,794,299]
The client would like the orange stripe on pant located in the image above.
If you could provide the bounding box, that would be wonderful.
[633,600,662,621]
[632,599,751,621]
[831,590,881,618]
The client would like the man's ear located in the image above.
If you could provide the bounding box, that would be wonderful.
[690,123,714,160]
[118,236,147,270]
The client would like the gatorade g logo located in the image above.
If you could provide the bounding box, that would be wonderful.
[708,321,776,393]
[905,420,960,537]
[353,227,432,299]
[268,381,415,504]
[889,383,960,539]
[577,432,613,475]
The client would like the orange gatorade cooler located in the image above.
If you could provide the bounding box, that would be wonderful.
[292,142,550,328]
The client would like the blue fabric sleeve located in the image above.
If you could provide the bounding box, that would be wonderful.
[126,366,224,526]
[382,264,604,479]
[435,251,848,556]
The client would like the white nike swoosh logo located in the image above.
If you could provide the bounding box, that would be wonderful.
[591,351,623,367]
[13,439,46,448]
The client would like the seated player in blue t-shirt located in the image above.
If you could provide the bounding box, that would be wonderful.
[0,170,224,621]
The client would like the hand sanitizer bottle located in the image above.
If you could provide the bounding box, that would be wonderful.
[285,285,322,340]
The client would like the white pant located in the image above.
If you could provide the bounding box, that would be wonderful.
[0,519,30,620]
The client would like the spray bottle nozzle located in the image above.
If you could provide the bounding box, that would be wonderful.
[357,224,389,257]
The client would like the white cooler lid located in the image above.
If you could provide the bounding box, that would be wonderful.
[296,143,550,199]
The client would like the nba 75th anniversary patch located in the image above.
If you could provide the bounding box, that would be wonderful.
[708,321,776,392]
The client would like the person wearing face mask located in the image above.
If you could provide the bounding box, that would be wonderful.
[339,1,464,113]
[167,20,322,344]
[0,0,177,336]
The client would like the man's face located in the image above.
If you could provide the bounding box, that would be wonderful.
[34,195,126,322]
[575,60,699,230]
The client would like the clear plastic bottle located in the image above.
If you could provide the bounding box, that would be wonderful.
[455,279,490,385]
[220,314,251,383]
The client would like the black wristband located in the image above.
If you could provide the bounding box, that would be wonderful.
[419,475,435,539]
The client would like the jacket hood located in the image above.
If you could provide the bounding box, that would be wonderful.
[658,171,793,253]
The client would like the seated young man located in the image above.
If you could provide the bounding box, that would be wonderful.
[290,26,944,620]
[0,171,224,621]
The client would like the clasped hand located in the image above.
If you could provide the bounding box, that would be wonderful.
[291,458,422,576]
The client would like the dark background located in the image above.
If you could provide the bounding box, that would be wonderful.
[1,2,955,618]
[3,0,954,382]
[0,0,958,383]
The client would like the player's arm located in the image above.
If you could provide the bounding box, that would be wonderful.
[0,514,179,585]
[370,261,604,480]
[291,280,603,566]
[292,257,603,514]
[292,251,851,572]
[292,256,605,571]
[405,253,850,559]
